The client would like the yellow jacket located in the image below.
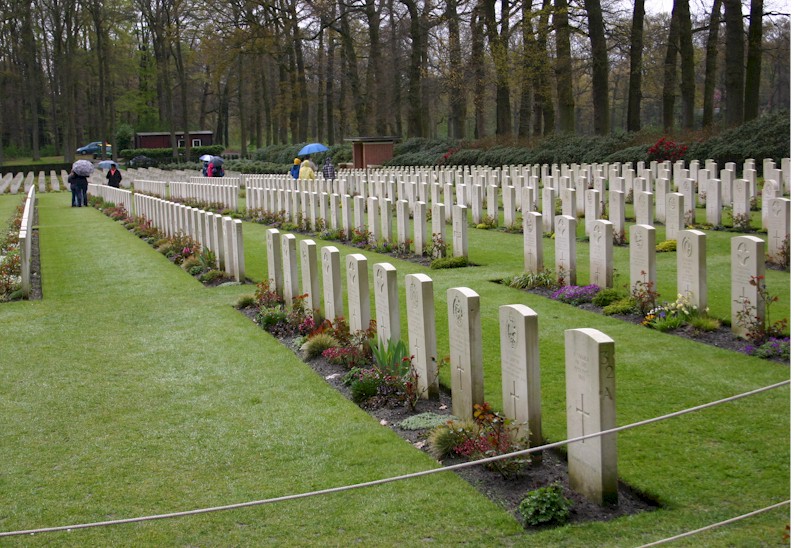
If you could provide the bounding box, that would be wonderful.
[299,160,315,180]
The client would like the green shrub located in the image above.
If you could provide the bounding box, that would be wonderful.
[602,297,636,315]
[518,483,573,527]
[181,256,200,271]
[656,240,677,252]
[302,333,339,359]
[256,305,287,328]
[593,288,624,307]
[685,111,790,168]
[430,256,469,269]
[350,369,381,403]
[689,314,721,332]
[398,413,452,431]
[369,338,410,377]
[199,269,226,283]
[235,295,257,309]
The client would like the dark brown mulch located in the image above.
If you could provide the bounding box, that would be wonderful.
[238,306,659,530]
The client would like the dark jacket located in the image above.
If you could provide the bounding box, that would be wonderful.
[106,168,122,188]
[68,173,88,188]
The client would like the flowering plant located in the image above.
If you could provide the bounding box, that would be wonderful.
[647,137,688,162]
[551,284,601,305]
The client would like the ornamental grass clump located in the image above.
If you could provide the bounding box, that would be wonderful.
[551,284,601,305]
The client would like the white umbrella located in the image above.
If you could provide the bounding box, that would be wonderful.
[72,159,94,177]
[199,154,213,162]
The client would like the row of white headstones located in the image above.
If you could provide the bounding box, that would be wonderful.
[264,225,777,506]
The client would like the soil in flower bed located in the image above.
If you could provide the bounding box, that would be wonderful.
[504,285,789,365]
[239,306,659,530]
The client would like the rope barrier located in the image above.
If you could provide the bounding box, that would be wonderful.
[0,379,788,538]
[636,500,791,547]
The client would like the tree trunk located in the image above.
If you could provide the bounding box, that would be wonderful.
[662,0,681,132]
[518,0,535,139]
[325,5,336,144]
[724,0,745,126]
[447,0,466,139]
[744,0,763,121]
[470,2,487,139]
[365,0,384,134]
[677,0,695,129]
[339,1,365,136]
[553,0,575,132]
[484,0,512,136]
[584,0,609,134]
[626,0,644,132]
[702,0,721,128]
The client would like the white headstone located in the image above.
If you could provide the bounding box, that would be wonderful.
[500,304,543,447]
[300,239,320,317]
[373,262,400,346]
[767,198,791,259]
[281,233,299,302]
[731,236,766,338]
[346,253,370,333]
[555,215,577,285]
[266,228,283,295]
[447,287,484,419]
[523,211,544,273]
[321,246,343,320]
[406,273,439,399]
[565,328,617,505]
[629,224,656,292]
[452,205,468,258]
[677,230,707,311]
[590,220,614,288]
[665,192,685,242]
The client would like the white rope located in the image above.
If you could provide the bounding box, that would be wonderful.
[636,500,791,547]
[0,379,788,538]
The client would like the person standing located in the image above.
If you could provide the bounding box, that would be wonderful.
[322,157,336,179]
[289,158,301,179]
[68,171,88,207]
[106,164,122,188]
[298,159,315,180]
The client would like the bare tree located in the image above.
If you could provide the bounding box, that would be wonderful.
[584,0,609,134]
[701,0,721,128]
[553,0,575,132]
[744,0,763,121]
[724,0,745,126]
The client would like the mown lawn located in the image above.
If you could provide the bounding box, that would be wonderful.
[0,191,789,546]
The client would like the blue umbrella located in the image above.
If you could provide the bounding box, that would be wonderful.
[98,160,116,169]
[298,143,329,156]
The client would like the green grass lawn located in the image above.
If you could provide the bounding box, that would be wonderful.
[0,191,789,546]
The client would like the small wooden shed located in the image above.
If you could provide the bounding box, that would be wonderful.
[135,131,214,149]
[344,137,396,168]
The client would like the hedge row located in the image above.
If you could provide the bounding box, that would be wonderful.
[383,111,790,169]
[118,145,225,163]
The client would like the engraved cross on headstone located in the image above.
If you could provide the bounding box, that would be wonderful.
[509,380,520,419]
[575,393,590,443]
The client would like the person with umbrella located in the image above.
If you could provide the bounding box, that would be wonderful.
[69,160,93,207]
[199,154,213,176]
[105,162,122,188]
[207,156,225,177]
[299,159,315,180]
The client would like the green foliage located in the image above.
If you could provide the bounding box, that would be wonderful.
[593,288,625,307]
[198,269,226,283]
[235,295,257,309]
[302,333,339,360]
[428,420,473,459]
[398,413,452,431]
[602,144,652,164]
[115,124,134,151]
[630,275,659,315]
[504,269,560,290]
[347,368,382,403]
[119,145,225,163]
[686,111,790,168]
[602,297,637,315]
[369,338,411,377]
[518,483,573,527]
[656,240,677,252]
[430,256,469,269]
[256,305,287,328]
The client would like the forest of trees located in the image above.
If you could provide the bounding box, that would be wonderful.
[0,0,789,163]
